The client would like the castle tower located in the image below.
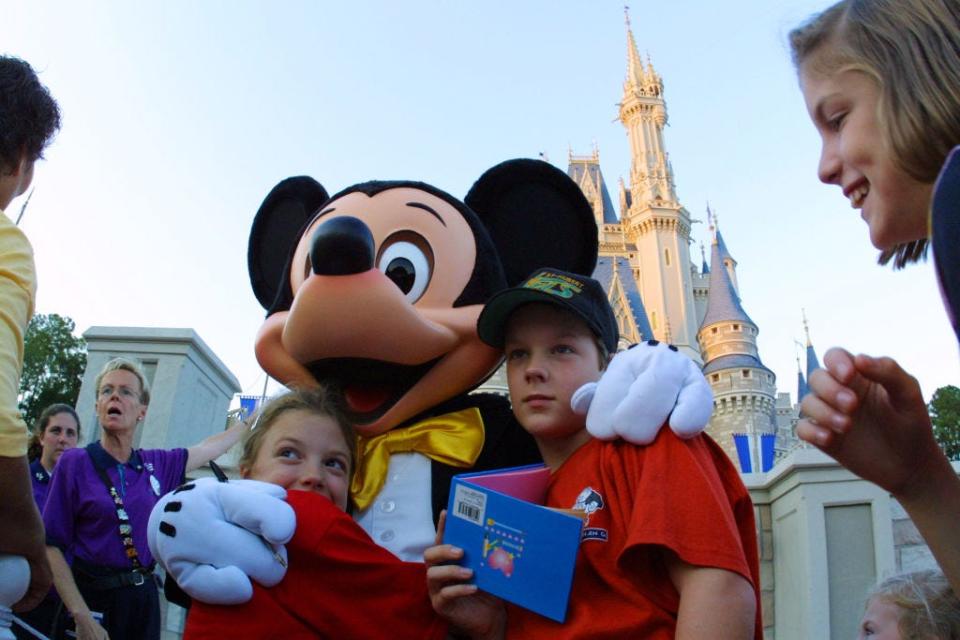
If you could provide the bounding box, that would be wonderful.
[697,226,778,464]
[618,13,701,361]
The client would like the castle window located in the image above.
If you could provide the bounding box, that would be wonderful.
[651,311,658,331]
[733,324,741,331]
[742,370,750,378]
[711,327,718,334]
[664,248,671,266]
[711,374,720,382]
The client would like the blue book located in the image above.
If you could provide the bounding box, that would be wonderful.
[443,464,584,623]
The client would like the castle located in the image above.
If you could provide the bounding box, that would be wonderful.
[565,15,819,468]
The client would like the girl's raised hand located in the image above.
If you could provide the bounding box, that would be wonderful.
[797,347,942,496]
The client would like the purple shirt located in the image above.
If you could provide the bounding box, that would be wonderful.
[43,442,187,570]
[30,458,51,510]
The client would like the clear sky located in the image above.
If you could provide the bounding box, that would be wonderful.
[3,1,957,410]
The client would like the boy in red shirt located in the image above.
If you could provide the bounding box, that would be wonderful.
[426,267,761,639]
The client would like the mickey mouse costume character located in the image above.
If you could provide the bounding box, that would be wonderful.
[148,158,713,605]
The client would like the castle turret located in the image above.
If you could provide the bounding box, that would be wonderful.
[697,226,778,465]
[617,12,700,361]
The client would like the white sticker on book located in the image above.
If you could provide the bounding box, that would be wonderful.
[452,484,486,525]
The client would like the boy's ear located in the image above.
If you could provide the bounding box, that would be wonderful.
[238,464,250,479]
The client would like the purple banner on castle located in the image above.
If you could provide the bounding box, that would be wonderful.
[732,434,752,474]
[760,433,776,473]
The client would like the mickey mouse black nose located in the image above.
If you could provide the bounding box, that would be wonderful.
[310,216,376,276]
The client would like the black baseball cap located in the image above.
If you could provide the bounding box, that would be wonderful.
[478,267,619,353]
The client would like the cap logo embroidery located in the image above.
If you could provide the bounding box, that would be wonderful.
[525,272,584,299]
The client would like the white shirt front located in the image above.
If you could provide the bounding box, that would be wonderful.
[354,452,436,562]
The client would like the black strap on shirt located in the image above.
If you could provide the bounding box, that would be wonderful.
[85,443,147,572]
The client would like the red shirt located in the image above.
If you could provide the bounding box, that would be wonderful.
[507,431,761,639]
[185,490,447,640]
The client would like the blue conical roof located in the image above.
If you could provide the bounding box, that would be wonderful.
[806,343,821,380]
[700,236,754,329]
[716,229,737,265]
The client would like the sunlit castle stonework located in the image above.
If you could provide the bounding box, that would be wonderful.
[483,16,815,470]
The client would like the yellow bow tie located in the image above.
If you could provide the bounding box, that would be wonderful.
[351,407,485,512]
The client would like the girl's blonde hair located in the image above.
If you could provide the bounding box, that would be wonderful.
[95,357,151,405]
[238,386,355,479]
[788,0,960,268]
[867,570,960,639]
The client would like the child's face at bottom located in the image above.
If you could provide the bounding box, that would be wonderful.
[857,596,902,640]
[504,303,603,443]
[243,409,352,512]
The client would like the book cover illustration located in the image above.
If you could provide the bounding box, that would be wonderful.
[443,464,584,623]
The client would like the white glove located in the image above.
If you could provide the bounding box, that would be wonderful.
[147,477,296,605]
[571,340,714,444]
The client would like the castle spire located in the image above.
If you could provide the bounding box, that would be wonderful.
[624,6,646,88]
[619,7,674,209]
[711,209,739,293]
[701,234,753,328]
[802,309,821,379]
[796,347,809,400]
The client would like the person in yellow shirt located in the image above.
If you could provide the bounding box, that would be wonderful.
[0,55,61,613]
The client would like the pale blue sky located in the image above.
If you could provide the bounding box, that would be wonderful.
[3,1,957,407]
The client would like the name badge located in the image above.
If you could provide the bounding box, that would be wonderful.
[150,475,161,497]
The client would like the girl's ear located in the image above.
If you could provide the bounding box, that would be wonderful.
[239,464,251,479]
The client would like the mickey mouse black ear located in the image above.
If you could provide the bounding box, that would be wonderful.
[248,176,330,311]
[465,159,598,286]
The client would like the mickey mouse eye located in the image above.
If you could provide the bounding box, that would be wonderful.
[376,232,433,303]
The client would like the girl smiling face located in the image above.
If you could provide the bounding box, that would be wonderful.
[241,409,352,512]
[800,64,933,252]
